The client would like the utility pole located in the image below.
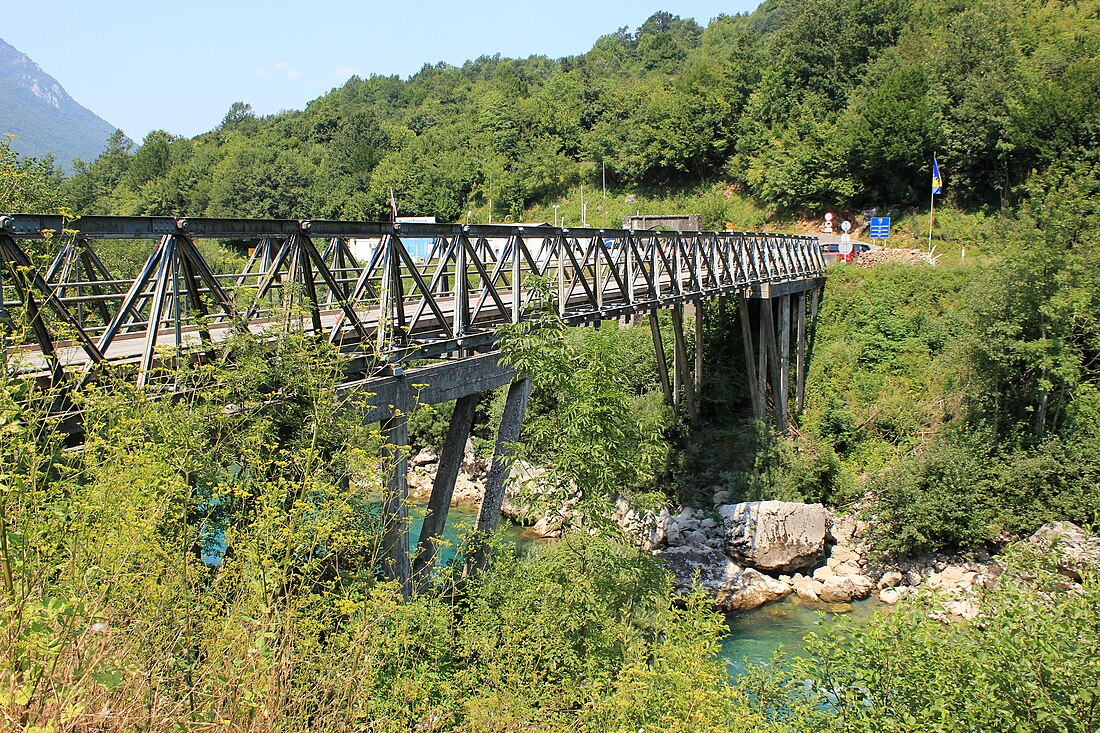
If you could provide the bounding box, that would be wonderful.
[601,161,607,228]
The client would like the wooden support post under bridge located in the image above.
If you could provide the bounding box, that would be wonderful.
[411,392,480,594]
[693,302,703,424]
[649,310,673,407]
[380,381,411,599]
[796,292,807,416]
[466,375,532,575]
[757,302,769,422]
[739,294,765,421]
[778,294,791,428]
[737,289,822,433]
[761,297,787,434]
[671,305,696,420]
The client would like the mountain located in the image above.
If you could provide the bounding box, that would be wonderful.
[0,37,117,170]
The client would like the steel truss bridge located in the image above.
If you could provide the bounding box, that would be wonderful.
[1,214,826,595]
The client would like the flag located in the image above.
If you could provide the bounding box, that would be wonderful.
[931,155,943,195]
[389,188,398,221]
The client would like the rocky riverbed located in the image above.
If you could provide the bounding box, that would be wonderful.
[406,444,1099,619]
[644,501,1002,617]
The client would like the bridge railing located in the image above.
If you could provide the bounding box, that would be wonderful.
[0,215,824,385]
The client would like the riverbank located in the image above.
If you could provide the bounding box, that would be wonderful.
[647,500,1001,619]
[405,442,1100,621]
[405,438,995,614]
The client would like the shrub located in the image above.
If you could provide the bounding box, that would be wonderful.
[743,546,1100,733]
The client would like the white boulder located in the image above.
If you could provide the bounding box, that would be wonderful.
[655,548,791,611]
[719,501,828,573]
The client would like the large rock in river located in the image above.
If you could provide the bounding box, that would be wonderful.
[656,547,791,611]
[818,574,874,603]
[720,568,793,610]
[719,501,827,573]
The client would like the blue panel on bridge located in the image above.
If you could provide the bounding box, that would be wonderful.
[869,217,891,239]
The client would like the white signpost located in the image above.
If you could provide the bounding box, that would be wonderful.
[838,233,853,256]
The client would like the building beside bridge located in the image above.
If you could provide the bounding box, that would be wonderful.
[623,214,703,232]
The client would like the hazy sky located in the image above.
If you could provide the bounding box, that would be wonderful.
[4,1,760,143]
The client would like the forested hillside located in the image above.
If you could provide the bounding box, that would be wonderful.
[60,0,1100,223]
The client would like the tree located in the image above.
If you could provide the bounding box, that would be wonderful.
[218,101,257,132]
[123,130,176,189]
[846,60,936,205]
[0,136,65,212]
[64,129,132,213]
[967,152,1100,440]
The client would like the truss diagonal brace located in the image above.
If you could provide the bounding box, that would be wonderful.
[1,233,106,371]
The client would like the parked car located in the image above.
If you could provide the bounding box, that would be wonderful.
[820,242,871,254]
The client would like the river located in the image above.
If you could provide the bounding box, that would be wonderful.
[722,595,880,675]
[413,502,881,675]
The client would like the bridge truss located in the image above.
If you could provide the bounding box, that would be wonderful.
[1,215,824,384]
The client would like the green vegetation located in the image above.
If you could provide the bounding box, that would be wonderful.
[784,157,1100,556]
[3,299,1094,732]
[2,0,1100,730]
[0,136,66,214]
[0,327,747,731]
[497,286,672,528]
[742,547,1100,732]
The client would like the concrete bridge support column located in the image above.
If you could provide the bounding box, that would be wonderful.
[411,392,480,594]
[467,376,532,574]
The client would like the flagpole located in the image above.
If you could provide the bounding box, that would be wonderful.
[927,151,937,253]
[927,190,935,253]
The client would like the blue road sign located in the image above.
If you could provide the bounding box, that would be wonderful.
[869,217,891,239]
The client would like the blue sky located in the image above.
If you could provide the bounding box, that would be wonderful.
[4,1,760,143]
